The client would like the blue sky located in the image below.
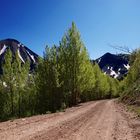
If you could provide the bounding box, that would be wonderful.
[0,0,140,59]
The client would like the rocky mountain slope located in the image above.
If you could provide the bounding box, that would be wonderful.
[0,39,39,72]
[0,39,130,79]
[95,53,130,80]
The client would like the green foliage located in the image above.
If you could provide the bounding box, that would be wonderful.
[1,49,14,118]
[35,46,63,113]
[58,22,96,105]
[127,105,140,117]
[0,49,36,120]
[36,22,119,113]
[91,63,119,100]
[120,48,140,104]
[0,22,119,121]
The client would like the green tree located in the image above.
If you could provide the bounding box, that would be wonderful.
[35,46,63,113]
[92,63,103,99]
[59,22,96,105]
[120,49,140,100]
[2,48,15,117]
[1,49,34,119]
[12,52,30,117]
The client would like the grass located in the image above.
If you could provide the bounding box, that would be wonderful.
[127,105,140,117]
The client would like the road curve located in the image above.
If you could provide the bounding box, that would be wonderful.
[0,99,139,140]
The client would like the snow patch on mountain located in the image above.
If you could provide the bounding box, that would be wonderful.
[27,51,36,63]
[98,58,101,63]
[17,49,25,63]
[18,43,21,47]
[123,64,130,70]
[0,45,7,55]
[110,68,119,78]
[95,53,130,79]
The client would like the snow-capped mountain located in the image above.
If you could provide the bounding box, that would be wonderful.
[95,53,130,80]
[0,39,130,80]
[0,39,39,71]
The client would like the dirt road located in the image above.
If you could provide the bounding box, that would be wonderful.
[0,99,140,140]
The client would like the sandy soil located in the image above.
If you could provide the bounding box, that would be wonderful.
[0,99,140,140]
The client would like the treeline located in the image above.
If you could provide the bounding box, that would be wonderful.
[0,22,119,121]
[0,50,36,120]
[120,49,140,104]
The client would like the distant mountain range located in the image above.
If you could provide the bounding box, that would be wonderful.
[0,39,130,79]
[0,39,39,72]
[95,52,130,80]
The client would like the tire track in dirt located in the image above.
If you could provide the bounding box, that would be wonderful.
[29,100,106,140]
[29,100,136,140]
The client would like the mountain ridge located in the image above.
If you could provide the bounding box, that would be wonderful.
[0,39,130,79]
[95,52,130,79]
[0,38,39,71]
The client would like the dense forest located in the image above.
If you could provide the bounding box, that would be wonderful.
[120,49,140,105]
[0,22,128,121]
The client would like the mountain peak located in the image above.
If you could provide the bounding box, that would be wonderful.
[2,38,20,42]
[0,38,24,48]
[0,39,39,72]
[100,52,116,59]
[96,53,130,80]
[104,52,112,55]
